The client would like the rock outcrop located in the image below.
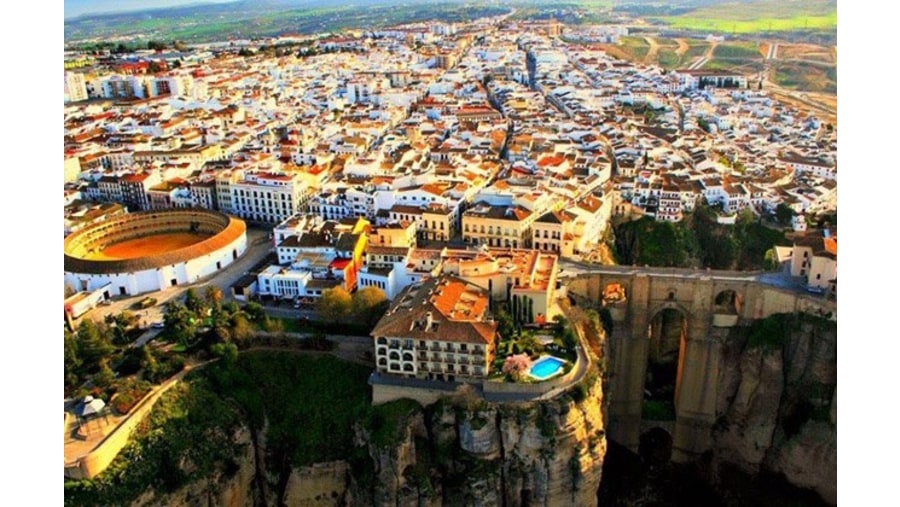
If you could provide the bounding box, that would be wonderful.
[356,376,607,507]
[710,314,837,504]
[132,424,257,507]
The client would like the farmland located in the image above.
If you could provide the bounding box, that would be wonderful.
[652,0,837,34]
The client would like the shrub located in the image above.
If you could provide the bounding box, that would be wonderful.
[502,354,532,381]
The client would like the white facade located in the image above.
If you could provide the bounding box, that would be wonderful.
[65,72,88,103]
[65,232,247,297]
[230,172,309,223]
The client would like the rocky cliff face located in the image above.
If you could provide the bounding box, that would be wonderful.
[127,376,606,507]
[358,378,607,507]
[711,314,837,504]
[131,425,258,507]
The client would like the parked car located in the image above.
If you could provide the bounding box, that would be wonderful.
[150,321,165,329]
[136,297,158,309]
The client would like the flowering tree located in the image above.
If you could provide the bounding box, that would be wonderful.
[502,353,533,381]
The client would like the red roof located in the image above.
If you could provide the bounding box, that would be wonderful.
[330,258,351,270]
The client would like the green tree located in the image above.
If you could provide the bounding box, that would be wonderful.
[222,300,241,316]
[552,315,569,338]
[317,287,352,324]
[352,286,388,327]
[139,346,159,379]
[775,203,795,226]
[204,285,224,311]
[697,117,711,133]
[76,319,113,370]
[184,288,205,316]
[92,358,116,390]
[65,329,82,386]
[690,203,736,269]
[495,306,515,341]
[244,302,266,322]
[105,311,139,346]
[210,310,233,344]
[230,313,255,344]
[517,335,543,355]
[210,342,238,365]
[163,301,197,346]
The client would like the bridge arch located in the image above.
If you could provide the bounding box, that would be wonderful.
[712,287,743,327]
[714,289,740,313]
[644,306,688,421]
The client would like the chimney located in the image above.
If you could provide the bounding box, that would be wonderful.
[424,311,433,331]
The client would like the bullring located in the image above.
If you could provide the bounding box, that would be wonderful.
[64,209,247,296]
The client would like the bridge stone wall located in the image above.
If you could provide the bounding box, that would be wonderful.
[567,268,835,462]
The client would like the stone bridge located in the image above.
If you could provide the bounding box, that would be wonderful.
[563,265,836,462]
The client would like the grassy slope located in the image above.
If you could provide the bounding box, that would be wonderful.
[65,352,373,506]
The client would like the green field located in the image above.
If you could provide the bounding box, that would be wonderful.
[714,42,762,59]
[774,61,837,93]
[684,42,711,59]
[653,0,836,33]
[66,2,511,43]
[656,48,683,69]
[620,36,650,60]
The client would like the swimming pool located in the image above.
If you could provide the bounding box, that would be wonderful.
[528,356,566,381]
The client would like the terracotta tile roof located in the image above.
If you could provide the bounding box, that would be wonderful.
[371,275,496,344]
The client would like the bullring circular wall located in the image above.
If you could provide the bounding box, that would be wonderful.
[64,209,248,297]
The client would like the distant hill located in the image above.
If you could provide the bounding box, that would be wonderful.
[64,0,496,43]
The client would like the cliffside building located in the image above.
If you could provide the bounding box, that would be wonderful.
[371,275,497,383]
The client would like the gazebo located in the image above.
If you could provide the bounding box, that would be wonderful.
[75,396,109,440]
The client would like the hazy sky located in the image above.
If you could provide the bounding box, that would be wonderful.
[64,0,238,19]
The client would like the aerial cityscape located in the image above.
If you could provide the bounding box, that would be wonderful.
[62,1,837,505]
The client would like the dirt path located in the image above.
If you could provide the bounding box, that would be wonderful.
[674,38,689,57]
[643,36,660,65]
[765,80,837,123]
[704,41,718,61]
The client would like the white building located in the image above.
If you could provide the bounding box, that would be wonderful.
[230,171,310,223]
[65,72,88,103]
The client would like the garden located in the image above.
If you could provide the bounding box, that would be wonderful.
[489,309,580,383]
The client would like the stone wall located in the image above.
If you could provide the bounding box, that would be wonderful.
[64,372,188,479]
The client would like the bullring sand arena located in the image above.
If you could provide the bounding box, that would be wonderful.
[83,232,214,260]
[65,209,247,296]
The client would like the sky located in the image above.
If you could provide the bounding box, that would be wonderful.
[64,0,238,19]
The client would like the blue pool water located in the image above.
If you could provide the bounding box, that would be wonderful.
[529,356,566,380]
